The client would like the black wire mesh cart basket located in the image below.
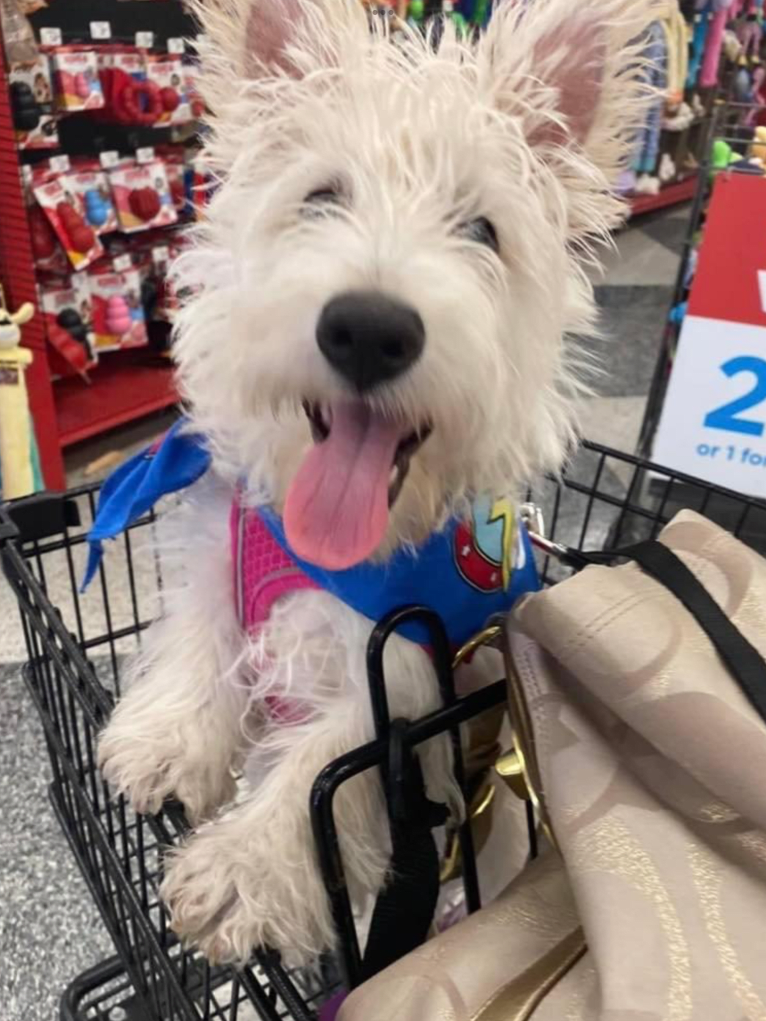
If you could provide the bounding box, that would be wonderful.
[4,440,766,1021]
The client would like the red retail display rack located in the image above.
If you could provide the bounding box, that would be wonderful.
[0,1,189,490]
[0,16,64,487]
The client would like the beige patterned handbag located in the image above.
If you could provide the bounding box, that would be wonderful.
[338,509,766,1021]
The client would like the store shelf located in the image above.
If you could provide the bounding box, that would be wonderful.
[55,349,178,447]
[629,176,697,218]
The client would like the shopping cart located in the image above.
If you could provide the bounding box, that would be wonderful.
[3,440,766,1021]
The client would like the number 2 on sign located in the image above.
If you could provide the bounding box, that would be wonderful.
[704,356,766,436]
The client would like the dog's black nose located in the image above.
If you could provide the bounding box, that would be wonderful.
[316,290,425,392]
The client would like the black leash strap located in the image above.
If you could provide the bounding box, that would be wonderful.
[360,719,449,983]
[613,540,766,725]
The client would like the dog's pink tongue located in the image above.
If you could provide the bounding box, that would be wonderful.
[284,402,403,570]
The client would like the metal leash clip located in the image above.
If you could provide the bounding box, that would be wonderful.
[521,501,590,570]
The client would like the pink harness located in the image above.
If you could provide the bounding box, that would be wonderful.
[231,496,319,723]
[231,494,319,634]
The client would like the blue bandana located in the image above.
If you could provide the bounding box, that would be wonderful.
[84,419,539,645]
[83,419,211,590]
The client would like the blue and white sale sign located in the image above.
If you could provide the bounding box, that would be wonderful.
[653,174,766,497]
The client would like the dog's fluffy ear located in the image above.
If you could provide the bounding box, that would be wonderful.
[243,0,307,75]
[479,0,654,203]
[193,0,363,81]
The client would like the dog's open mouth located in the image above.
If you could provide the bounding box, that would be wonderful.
[282,400,431,571]
[303,402,431,506]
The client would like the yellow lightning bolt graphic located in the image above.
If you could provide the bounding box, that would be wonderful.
[488,498,515,592]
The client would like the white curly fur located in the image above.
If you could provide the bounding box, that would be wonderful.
[98,0,655,966]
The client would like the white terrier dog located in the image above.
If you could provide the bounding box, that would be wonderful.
[98,0,652,967]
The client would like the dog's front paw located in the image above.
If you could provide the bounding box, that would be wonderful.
[160,807,335,965]
[98,715,236,825]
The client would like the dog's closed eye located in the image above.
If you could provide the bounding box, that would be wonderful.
[456,216,499,254]
[302,185,347,216]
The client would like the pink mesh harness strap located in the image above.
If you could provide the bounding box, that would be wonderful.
[231,494,319,635]
[231,495,319,724]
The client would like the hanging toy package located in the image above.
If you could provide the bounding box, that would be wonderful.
[109,160,178,233]
[88,263,149,352]
[40,276,98,378]
[33,172,105,270]
[0,0,37,64]
[62,166,119,235]
[8,53,58,150]
[50,46,105,112]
